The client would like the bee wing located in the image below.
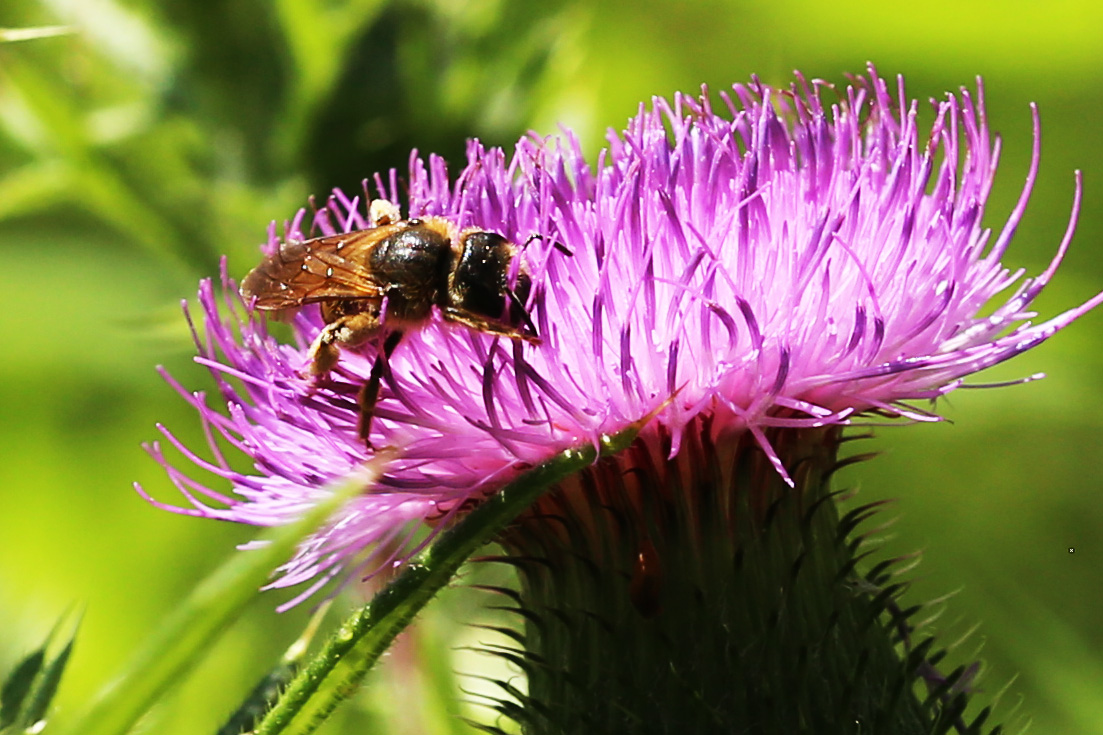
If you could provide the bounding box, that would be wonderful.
[241,225,402,309]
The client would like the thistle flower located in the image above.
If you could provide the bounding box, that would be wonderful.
[143,63,1099,618]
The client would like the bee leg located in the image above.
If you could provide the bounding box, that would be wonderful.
[306,310,383,377]
[357,330,405,444]
[505,287,540,340]
[441,308,541,345]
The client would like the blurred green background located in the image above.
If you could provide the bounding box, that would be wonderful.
[1,0,1101,733]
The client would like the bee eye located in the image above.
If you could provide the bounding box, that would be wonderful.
[407,218,423,227]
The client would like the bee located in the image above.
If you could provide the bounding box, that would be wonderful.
[240,203,539,443]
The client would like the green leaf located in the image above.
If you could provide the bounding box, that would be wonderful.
[0,26,75,44]
[68,454,393,735]
[22,636,75,728]
[0,55,198,273]
[272,0,390,160]
[254,414,656,735]
[0,612,80,733]
[215,602,332,735]
[215,661,300,735]
[0,162,75,221]
[0,650,44,730]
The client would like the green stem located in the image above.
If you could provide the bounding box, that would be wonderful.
[254,419,651,735]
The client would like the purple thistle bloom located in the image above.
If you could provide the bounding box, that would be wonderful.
[141,64,1102,606]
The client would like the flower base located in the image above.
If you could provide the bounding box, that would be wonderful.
[494,424,968,734]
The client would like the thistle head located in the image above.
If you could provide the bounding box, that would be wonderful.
[141,64,1101,606]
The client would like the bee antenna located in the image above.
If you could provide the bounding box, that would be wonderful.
[523,233,573,257]
[553,241,574,256]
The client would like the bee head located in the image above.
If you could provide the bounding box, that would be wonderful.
[451,231,532,326]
